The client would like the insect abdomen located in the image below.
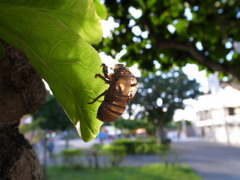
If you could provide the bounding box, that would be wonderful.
[97,101,127,122]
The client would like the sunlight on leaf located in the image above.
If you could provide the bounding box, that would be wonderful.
[94,0,108,19]
[0,0,103,44]
[0,4,107,142]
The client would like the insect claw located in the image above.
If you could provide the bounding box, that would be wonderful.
[88,91,106,104]
[95,74,110,84]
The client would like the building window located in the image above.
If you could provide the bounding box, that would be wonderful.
[198,110,212,120]
[228,108,235,116]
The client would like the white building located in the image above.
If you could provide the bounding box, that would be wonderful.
[174,73,240,146]
[194,85,240,146]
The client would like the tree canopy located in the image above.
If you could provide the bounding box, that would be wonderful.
[100,0,240,81]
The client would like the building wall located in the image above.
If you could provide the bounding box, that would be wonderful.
[174,79,240,146]
[195,107,240,146]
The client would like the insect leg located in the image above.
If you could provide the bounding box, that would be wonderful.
[95,74,111,84]
[88,91,106,104]
[101,63,109,78]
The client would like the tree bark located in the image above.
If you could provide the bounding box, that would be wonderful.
[0,41,46,179]
[155,118,166,144]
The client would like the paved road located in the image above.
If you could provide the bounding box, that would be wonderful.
[172,140,240,180]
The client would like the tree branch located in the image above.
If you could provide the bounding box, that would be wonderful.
[155,40,240,81]
[139,7,240,81]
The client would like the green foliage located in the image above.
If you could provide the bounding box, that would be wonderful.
[113,118,143,131]
[127,70,202,143]
[135,142,157,155]
[154,144,172,165]
[86,143,102,158]
[155,144,171,156]
[48,164,203,180]
[99,0,240,81]
[83,144,104,168]
[101,144,126,167]
[129,69,202,125]
[61,148,82,166]
[32,93,72,131]
[61,149,82,157]
[113,139,138,154]
[113,138,158,155]
[0,0,107,142]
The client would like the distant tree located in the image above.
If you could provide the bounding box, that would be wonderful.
[99,0,240,82]
[32,93,72,131]
[113,118,143,131]
[128,69,202,143]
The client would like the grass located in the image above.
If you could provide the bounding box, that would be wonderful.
[47,163,203,180]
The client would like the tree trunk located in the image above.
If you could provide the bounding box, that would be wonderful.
[155,118,166,144]
[0,41,46,179]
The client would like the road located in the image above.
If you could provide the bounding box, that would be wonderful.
[172,140,240,180]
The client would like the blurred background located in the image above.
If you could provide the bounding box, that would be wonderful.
[20,0,240,179]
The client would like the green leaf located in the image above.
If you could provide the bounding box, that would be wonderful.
[94,0,108,19]
[146,0,157,8]
[0,0,103,44]
[0,4,108,142]
[174,19,189,34]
